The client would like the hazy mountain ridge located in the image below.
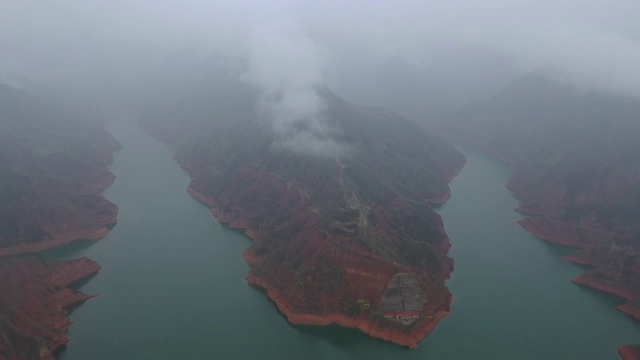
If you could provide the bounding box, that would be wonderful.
[144,70,466,348]
[0,84,120,253]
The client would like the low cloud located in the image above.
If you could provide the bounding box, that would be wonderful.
[505,24,640,97]
[2,0,640,108]
[241,9,347,157]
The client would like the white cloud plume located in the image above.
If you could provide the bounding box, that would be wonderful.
[241,9,347,157]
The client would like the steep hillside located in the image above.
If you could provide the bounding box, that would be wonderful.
[436,74,640,354]
[0,84,119,358]
[144,66,466,348]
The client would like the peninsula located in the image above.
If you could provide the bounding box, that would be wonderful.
[145,65,466,348]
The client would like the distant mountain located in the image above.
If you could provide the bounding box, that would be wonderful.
[144,63,466,348]
[0,83,119,357]
[435,73,640,354]
[327,47,514,120]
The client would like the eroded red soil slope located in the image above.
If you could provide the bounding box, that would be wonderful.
[0,257,100,360]
[0,84,119,358]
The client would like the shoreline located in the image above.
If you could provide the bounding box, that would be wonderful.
[445,138,640,359]
[185,183,456,348]
[0,257,101,359]
[0,173,118,257]
[0,153,118,358]
[246,272,451,349]
[0,225,114,257]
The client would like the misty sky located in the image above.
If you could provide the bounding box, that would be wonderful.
[1,0,640,106]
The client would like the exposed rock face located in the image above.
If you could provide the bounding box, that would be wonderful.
[145,66,465,348]
[435,73,640,355]
[0,257,100,360]
[0,83,119,358]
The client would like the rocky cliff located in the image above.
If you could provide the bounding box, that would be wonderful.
[0,83,119,358]
[436,73,640,355]
[145,66,465,347]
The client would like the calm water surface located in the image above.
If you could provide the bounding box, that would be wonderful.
[42,118,639,359]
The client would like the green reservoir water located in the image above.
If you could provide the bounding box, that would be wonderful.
[43,118,639,359]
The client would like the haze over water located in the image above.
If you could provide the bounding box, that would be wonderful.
[41,118,639,360]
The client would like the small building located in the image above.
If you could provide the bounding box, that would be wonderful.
[384,311,420,320]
